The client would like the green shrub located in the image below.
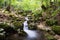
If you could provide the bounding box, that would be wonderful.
[46,19,57,26]
[52,26,60,35]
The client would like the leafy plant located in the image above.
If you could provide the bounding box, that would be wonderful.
[46,19,57,26]
[52,25,60,35]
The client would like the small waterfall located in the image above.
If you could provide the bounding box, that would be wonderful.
[23,17,37,38]
[23,17,29,30]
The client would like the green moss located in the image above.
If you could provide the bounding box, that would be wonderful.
[52,25,60,35]
[46,19,57,26]
[0,23,10,28]
[19,30,27,36]
[13,21,23,30]
[45,33,57,40]
[28,23,37,30]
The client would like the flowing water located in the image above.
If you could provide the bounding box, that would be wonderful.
[5,17,46,40]
[23,17,37,38]
[23,17,46,40]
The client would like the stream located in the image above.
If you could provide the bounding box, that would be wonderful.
[22,17,46,40]
[4,17,46,40]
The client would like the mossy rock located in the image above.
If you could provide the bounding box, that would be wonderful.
[9,14,13,18]
[28,23,37,30]
[52,26,60,35]
[45,33,57,40]
[13,21,23,30]
[0,23,10,28]
[19,30,27,36]
[4,26,18,35]
[9,14,20,21]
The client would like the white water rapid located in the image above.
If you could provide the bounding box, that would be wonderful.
[23,17,37,38]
